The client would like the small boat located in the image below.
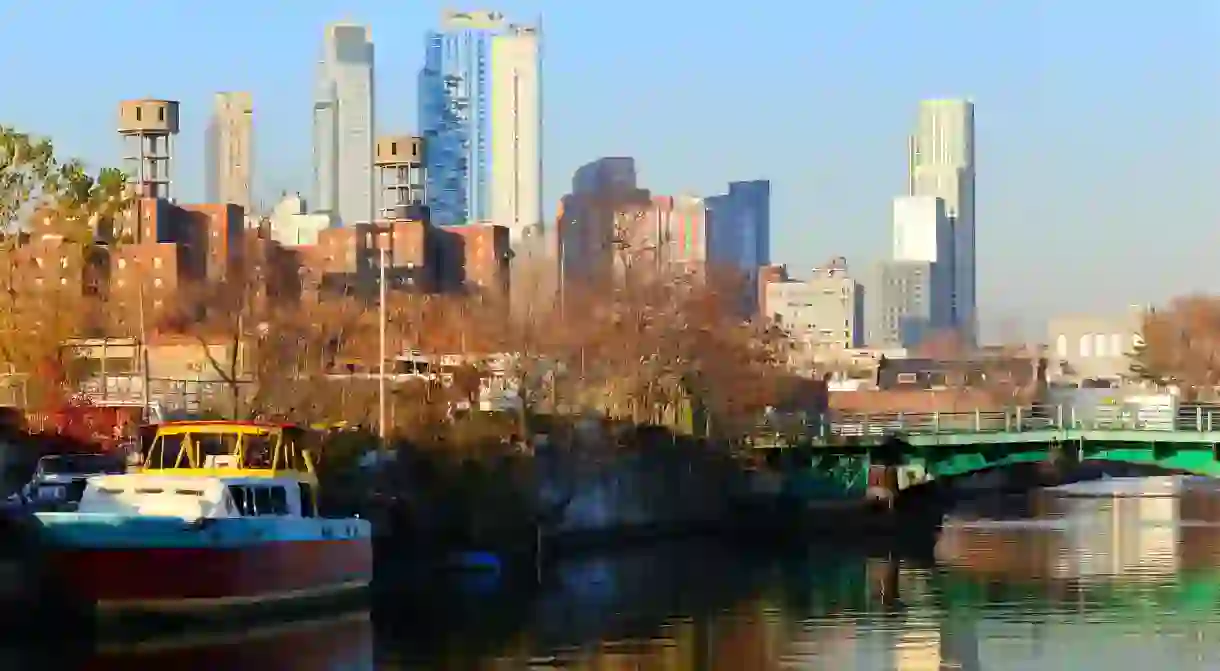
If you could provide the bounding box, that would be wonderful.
[30,420,373,618]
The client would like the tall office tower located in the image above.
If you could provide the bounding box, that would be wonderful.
[907,99,975,343]
[489,22,542,243]
[891,195,954,330]
[706,180,771,269]
[571,157,636,195]
[705,180,771,316]
[118,99,180,200]
[313,23,375,227]
[420,9,542,239]
[205,92,254,211]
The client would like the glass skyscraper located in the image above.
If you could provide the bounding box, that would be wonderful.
[420,10,541,240]
[418,10,501,227]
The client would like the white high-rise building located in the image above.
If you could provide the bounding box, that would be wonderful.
[313,23,375,227]
[489,22,542,244]
[892,194,954,331]
[892,195,950,264]
[907,99,975,342]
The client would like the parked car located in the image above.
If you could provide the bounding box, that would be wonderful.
[20,453,126,510]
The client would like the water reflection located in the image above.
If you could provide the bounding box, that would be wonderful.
[15,475,1220,668]
[63,610,373,670]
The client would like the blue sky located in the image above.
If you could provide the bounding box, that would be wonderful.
[2,1,1217,340]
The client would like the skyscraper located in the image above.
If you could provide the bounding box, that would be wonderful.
[571,157,636,195]
[891,194,954,331]
[420,9,542,240]
[204,92,253,212]
[907,99,975,342]
[313,23,375,227]
[489,22,542,242]
[419,11,501,227]
[705,180,771,314]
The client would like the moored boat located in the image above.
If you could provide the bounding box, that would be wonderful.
[31,420,372,618]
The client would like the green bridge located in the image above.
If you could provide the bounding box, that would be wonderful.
[755,404,1220,490]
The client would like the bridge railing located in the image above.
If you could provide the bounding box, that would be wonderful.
[825,404,1220,437]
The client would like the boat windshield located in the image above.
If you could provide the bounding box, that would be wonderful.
[39,454,124,475]
[144,424,309,472]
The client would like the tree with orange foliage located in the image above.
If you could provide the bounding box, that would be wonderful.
[0,127,130,409]
[1130,296,1220,398]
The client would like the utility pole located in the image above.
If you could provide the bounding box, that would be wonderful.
[135,160,151,421]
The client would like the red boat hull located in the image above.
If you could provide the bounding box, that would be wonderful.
[41,538,372,612]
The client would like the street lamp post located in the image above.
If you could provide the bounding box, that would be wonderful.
[378,233,389,445]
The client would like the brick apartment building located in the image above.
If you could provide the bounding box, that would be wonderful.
[301,219,509,300]
[5,197,511,322]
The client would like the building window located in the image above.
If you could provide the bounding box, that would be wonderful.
[135,107,142,121]
[896,373,918,384]
[1094,334,1108,357]
[153,257,162,269]
[1056,335,1067,357]
[1110,333,1123,357]
[157,107,165,122]
[1079,334,1092,357]
[60,257,68,269]
[153,278,162,288]
[59,278,67,286]
[34,257,42,268]
[117,259,126,269]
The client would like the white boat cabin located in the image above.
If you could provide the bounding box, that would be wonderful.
[77,473,318,520]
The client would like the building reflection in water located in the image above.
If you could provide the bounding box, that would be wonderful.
[937,476,1186,582]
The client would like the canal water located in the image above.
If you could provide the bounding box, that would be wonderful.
[14,475,1220,669]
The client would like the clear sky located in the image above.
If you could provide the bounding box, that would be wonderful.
[1,1,1217,341]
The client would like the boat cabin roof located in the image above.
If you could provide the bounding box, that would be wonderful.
[155,420,302,433]
[79,472,315,519]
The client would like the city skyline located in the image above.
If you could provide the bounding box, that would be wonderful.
[2,2,1215,338]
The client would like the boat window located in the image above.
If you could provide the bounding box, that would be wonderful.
[269,486,289,515]
[97,487,124,495]
[135,488,164,494]
[286,430,310,471]
[228,485,251,515]
[194,433,239,460]
[40,454,124,475]
[150,434,184,469]
[299,483,315,518]
[244,434,274,469]
[252,486,272,515]
[175,489,204,496]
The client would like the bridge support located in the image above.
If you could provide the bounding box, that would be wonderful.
[866,464,899,510]
[867,437,907,510]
